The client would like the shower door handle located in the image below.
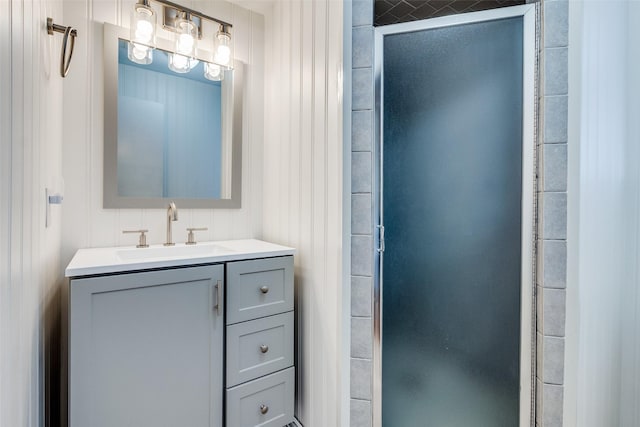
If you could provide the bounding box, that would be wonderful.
[377,224,385,253]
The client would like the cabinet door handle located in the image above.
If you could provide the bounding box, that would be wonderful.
[260,285,269,294]
[260,404,269,415]
[214,281,221,314]
[259,344,269,354]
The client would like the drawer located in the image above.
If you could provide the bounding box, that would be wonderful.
[227,312,293,387]
[226,256,294,324]
[226,367,295,427]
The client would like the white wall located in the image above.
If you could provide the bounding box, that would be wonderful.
[0,0,65,424]
[262,0,345,425]
[565,1,640,425]
[61,0,265,267]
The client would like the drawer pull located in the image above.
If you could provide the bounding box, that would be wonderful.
[260,404,269,415]
[259,344,269,354]
[260,285,269,294]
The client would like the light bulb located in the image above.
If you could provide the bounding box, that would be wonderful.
[213,26,233,70]
[177,33,194,55]
[171,54,187,68]
[132,44,149,60]
[135,20,153,43]
[168,53,190,73]
[128,41,153,64]
[217,44,230,57]
[174,15,197,61]
[204,62,224,81]
[215,44,230,65]
[130,2,156,49]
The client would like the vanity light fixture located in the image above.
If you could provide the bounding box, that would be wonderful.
[213,24,233,70]
[127,0,233,79]
[168,12,198,73]
[128,0,156,65]
[204,24,234,81]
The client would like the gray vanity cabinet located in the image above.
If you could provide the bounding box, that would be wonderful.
[225,256,295,427]
[69,265,224,427]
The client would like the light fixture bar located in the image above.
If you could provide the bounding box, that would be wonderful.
[163,7,202,38]
[152,0,232,30]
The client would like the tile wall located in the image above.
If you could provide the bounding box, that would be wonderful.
[537,0,569,425]
[350,1,375,426]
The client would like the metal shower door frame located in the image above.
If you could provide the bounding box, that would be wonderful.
[372,5,537,427]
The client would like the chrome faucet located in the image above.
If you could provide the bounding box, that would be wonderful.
[164,202,178,246]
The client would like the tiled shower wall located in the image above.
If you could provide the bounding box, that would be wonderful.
[350,1,375,426]
[536,0,569,425]
[348,1,569,426]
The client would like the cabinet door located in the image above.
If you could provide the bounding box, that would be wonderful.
[69,265,224,427]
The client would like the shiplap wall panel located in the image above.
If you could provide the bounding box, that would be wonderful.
[61,0,265,267]
[564,2,640,426]
[0,6,11,424]
[326,0,343,421]
[263,0,344,425]
[0,8,10,406]
[0,0,64,424]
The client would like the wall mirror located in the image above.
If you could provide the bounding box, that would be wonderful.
[103,23,242,208]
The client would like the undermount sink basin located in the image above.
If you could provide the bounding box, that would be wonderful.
[116,243,235,261]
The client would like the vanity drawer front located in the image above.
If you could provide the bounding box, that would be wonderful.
[226,256,294,324]
[226,367,295,427]
[227,312,293,387]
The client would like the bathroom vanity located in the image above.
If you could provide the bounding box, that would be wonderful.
[65,239,295,427]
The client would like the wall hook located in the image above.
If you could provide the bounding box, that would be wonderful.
[47,17,77,78]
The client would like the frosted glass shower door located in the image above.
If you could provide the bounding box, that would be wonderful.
[380,14,529,427]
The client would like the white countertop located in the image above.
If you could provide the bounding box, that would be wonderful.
[65,239,296,277]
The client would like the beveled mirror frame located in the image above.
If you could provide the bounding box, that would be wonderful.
[103,23,243,209]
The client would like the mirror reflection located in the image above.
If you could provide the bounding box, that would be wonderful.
[117,39,224,199]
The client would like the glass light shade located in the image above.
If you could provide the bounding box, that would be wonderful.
[204,62,224,81]
[213,25,233,70]
[127,42,153,65]
[168,53,191,73]
[174,16,197,59]
[128,3,156,64]
[130,4,156,46]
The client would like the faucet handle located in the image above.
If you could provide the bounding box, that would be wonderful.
[186,227,208,245]
[123,229,149,248]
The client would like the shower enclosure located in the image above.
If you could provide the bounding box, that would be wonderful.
[373,5,535,426]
